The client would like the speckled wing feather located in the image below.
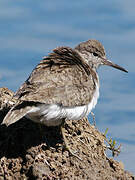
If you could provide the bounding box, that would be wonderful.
[14,47,98,107]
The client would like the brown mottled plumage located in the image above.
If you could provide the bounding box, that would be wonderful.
[14,47,97,106]
[2,39,127,127]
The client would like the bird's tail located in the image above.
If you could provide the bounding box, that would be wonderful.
[1,103,33,126]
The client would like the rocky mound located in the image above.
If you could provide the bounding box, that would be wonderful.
[0,87,134,180]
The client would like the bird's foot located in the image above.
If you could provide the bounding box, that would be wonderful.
[61,121,82,160]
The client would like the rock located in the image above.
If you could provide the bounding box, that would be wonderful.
[0,88,134,179]
[0,87,15,110]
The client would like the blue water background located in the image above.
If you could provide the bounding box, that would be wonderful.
[0,0,135,174]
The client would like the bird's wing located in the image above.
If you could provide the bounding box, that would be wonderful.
[14,47,98,107]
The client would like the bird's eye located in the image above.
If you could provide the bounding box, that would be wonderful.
[93,52,98,57]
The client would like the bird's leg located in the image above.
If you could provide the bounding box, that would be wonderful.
[61,119,71,152]
[61,119,82,160]
[90,111,96,126]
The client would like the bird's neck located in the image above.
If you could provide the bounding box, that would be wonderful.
[76,51,98,71]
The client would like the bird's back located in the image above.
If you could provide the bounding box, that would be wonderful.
[14,47,98,106]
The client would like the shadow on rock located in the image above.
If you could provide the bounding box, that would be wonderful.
[0,115,63,159]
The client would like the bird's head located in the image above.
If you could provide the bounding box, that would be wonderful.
[75,39,128,73]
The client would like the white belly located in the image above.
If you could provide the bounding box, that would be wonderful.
[26,83,99,126]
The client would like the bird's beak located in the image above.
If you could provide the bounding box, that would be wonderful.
[102,58,128,73]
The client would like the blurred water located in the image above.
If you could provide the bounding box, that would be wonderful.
[0,0,135,174]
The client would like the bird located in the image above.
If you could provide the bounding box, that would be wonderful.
[1,39,128,155]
